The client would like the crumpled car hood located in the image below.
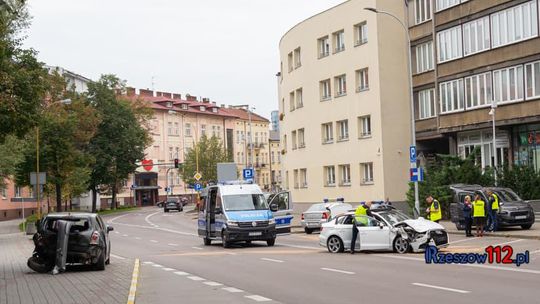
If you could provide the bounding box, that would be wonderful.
[396,218,445,233]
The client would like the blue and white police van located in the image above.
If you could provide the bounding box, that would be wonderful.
[198,181,293,248]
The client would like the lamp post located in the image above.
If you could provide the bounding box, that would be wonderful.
[489,103,498,185]
[364,7,420,217]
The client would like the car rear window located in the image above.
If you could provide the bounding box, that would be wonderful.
[45,217,92,233]
[306,204,325,212]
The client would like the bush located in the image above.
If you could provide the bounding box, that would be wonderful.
[497,165,540,200]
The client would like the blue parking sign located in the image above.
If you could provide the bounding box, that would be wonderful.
[194,183,202,191]
[410,146,417,163]
[243,168,254,180]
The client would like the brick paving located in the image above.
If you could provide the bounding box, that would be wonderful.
[0,233,133,304]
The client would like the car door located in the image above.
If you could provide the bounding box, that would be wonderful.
[358,217,391,251]
[334,215,354,250]
[268,191,294,234]
[206,187,218,238]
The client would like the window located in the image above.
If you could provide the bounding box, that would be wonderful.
[287,52,293,72]
[185,123,192,137]
[293,169,299,188]
[294,47,301,68]
[174,122,179,135]
[415,41,434,73]
[318,36,330,58]
[181,104,188,110]
[320,79,331,101]
[439,79,465,113]
[437,26,462,62]
[418,89,435,119]
[354,22,368,45]
[285,171,289,189]
[295,88,303,108]
[169,147,174,160]
[360,163,374,184]
[175,147,179,159]
[339,164,351,186]
[168,122,173,135]
[216,126,221,138]
[289,91,295,112]
[14,185,21,197]
[525,60,540,99]
[199,106,206,112]
[356,68,369,91]
[300,169,307,188]
[322,123,334,144]
[335,74,347,96]
[1,187,6,198]
[415,0,432,24]
[359,115,371,137]
[337,120,349,141]
[493,65,524,104]
[201,124,206,137]
[491,1,538,48]
[271,151,275,163]
[463,16,490,56]
[324,166,336,186]
[291,130,297,150]
[255,132,259,144]
[333,30,345,53]
[465,72,493,109]
[298,128,305,148]
[436,0,462,12]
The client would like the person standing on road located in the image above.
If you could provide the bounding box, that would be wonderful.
[486,189,499,232]
[463,195,473,237]
[351,201,372,254]
[425,195,442,223]
[472,193,487,237]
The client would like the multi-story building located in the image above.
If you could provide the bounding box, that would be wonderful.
[409,0,540,172]
[269,130,283,192]
[278,0,411,203]
[271,110,280,131]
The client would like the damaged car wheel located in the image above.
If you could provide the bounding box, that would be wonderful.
[94,251,106,271]
[393,236,410,254]
[27,256,54,273]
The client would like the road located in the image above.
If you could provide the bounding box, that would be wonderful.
[106,207,540,304]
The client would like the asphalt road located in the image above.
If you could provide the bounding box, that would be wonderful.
[105,207,540,304]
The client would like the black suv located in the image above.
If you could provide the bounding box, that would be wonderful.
[164,199,183,212]
[449,184,535,230]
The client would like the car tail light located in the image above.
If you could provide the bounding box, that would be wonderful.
[322,212,329,219]
[301,213,304,220]
[90,231,99,245]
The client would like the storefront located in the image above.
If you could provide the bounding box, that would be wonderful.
[457,129,510,168]
[513,124,540,172]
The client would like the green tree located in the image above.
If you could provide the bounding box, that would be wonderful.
[497,165,540,200]
[182,135,230,186]
[86,75,151,211]
[0,135,24,188]
[0,0,50,142]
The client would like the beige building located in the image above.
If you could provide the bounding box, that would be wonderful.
[278,0,411,203]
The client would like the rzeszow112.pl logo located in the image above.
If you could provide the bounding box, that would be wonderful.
[425,245,530,267]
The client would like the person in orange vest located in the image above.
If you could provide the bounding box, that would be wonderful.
[425,195,442,223]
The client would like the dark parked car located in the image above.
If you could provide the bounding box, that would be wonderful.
[157,201,165,208]
[28,213,113,273]
[164,200,183,213]
[449,184,535,230]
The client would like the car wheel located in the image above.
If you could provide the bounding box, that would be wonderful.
[27,256,54,273]
[267,238,275,246]
[94,251,106,271]
[393,236,410,254]
[521,224,532,230]
[222,231,231,248]
[304,227,313,234]
[203,237,211,246]
[326,236,344,253]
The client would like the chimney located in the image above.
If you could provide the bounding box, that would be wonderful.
[186,94,197,102]
[220,104,225,108]
[139,89,154,97]
[202,97,210,103]
[173,93,181,99]
[126,87,136,96]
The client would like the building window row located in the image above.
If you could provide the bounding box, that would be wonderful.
[321,116,371,144]
[319,69,369,101]
[291,128,306,150]
[324,163,374,187]
[317,22,368,59]
[289,88,303,112]
[293,168,308,189]
[435,0,469,12]
[287,47,302,72]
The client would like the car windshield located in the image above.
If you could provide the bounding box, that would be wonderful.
[306,203,326,212]
[493,190,521,202]
[223,194,269,211]
[375,210,411,226]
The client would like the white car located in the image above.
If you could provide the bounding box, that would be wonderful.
[319,206,449,254]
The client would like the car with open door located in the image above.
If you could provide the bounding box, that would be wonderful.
[319,206,448,254]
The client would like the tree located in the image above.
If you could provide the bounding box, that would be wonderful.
[0,0,50,143]
[182,135,230,186]
[497,165,540,200]
[86,75,151,211]
[0,135,24,188]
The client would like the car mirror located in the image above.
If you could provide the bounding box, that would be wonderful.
[107,226,114,232]
[269,203,279,212]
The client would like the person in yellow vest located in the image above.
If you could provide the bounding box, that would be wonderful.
[486,189,499,232]
[351,201,372,254]
[472,193,487,237]
[425,195,442,223]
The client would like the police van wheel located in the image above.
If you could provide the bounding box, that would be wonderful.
[203,238,211,246]
[521,224,532,230]
[304,228,313,234]
[222,232,231,248]
[393,236,410,254]
[267,238,275,246]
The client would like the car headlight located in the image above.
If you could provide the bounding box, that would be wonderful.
[227,221,238,227]
[268,218,275,225]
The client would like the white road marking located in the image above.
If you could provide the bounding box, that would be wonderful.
[168,243,179,246]
[493,239,524,247]
[187,276,205,281]
[162,267,175,271]
[135,237,141,240]
[144,211,161,227]
[245,295,272,302]
[222,287,244,293]
[142,261,154,265]
[192,246,203,250]
[203,281,223,286]
[114,231,120,234]
[152,264,163,268]
[174,271,190,276]
[321,267,355,275]
[279,243,320,250]
[110,254,126,260]
[448,238,479,245]
[150,240,158,243]
[261,258,284,263]
[412,283,471,294]
[122,234,129,237]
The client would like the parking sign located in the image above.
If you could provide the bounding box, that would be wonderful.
[410,146,417,163]
[243,168,254,180]
[194,183,202,191]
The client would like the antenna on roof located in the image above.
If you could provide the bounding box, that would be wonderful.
[151,76,155,92]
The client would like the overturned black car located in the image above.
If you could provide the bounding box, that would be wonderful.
[28,213,113,273]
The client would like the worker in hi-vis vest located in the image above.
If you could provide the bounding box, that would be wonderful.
[425,195,442,223]
[351,201,372,254]
[486,189,499,232]
[472,193,487,237]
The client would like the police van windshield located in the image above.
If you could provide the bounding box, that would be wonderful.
[223,194,269,211]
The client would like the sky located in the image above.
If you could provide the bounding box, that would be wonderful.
[23,0,346,119]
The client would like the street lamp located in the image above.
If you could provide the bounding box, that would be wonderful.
[489,103,498,185]
[364,7,420,217]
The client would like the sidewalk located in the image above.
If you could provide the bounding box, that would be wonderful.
[439,220,540,240]
[0,233,134,304]
[0,219,23,235]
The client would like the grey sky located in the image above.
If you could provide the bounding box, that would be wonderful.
[24,0,345,119]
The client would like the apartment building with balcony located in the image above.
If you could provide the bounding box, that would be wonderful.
[278,0,411,203]
[409,0,540,171]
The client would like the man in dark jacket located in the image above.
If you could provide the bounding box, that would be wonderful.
[463,195,473,237]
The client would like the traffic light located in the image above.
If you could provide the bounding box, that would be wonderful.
[174,158,179,168]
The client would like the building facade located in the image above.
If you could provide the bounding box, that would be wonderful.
[409,0,540,172]
[269,130,283,192]
[278,0,411,203]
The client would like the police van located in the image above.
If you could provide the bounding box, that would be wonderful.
[198,182,293,248]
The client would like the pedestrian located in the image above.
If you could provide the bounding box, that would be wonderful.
[425,195,442,223]
[472,193,487,237]
[351,201,372,254]
[463,195,473,237]
[486,189,499,232]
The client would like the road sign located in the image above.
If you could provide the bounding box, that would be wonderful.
[410,146,417,164]
[410,168,424,182]
[194,172,202,181]
[194,183,202,191]
[243,168,254,180]
[30,172,46,185]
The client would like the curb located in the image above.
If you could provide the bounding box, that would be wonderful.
[127,258,140,304]
[446,230,540,241]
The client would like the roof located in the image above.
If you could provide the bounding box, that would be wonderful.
[220,107,269,123]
